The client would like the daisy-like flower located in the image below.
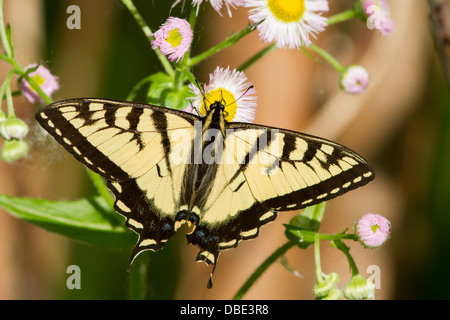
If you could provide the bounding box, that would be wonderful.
[173,0,244,16]
[245,0,329,48]
[151,17,193,62]
[355,213,391,248]
[362,0,394,36]
[339,65,370,94]
[184,66,257,123]
[20,64,59,103]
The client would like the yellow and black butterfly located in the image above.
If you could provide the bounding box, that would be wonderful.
[36,98,374,288]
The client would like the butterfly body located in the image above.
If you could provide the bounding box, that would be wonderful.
[36,98,374,287]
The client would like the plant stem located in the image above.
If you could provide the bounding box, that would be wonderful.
[318,232,355,241]
[327,9,358,26]
[314,233,324,282]
[126,75,153,101]
[233,241,296,300]
[187,23,258,67]
[188,5,197,32]
[121,0,174,78]
[238,43,276,71]
[121,0,152,38]
[308,44,345,73]
[178,65,197,88]
[333,239,359,276]
[0,0,12,57]
[4,70,14,117]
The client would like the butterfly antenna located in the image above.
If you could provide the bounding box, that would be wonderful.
[220,89,226,105]
[189,100,201,117]
[226,85,254,107]
[196,80,212,112]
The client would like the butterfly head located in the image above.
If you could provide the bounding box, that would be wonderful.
[200,88,238,122]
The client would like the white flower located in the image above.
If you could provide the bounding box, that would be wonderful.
[245,0,329,48]
[185,66,257,123]
[173,0,244,16]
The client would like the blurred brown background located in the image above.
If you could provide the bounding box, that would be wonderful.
[0,0,449,299]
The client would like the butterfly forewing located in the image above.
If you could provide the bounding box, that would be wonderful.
[226,122,374,212]
[36,98,199,261]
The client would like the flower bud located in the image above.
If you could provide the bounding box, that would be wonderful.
[1,139,29,163]
[313,272,340,299]
[321,288,343,300]
[340,65,369,94]
[343,274,375,300]
[0,118,29,140]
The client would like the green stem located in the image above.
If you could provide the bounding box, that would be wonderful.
[188,5,197,32]
[314,233,324,283]
[333,239,359,276]
[238,44,276,71]
[121,0,174,78]
[178,65,197,89]
[4,69,14,117]
[126,75,153,101]
[327,9,358,26]
[187,23,258,67]
[121,0,152,38]
[318,232,355,241]
[0,0,12,57]
[0,80,6,116]
[233,241,296,300]
[308,44,345,73]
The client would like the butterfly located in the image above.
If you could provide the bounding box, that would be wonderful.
[36,97,374,288]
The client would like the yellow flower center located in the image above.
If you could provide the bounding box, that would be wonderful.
[31,73,45,91]
[267,0,305,23]
[166,29,182,48]
[371,224,380,233]
[202,88,237,121]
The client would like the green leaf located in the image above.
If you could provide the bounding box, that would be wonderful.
[146,72,194,110]
[0,194,136,248]
[164,84,193,110]
[284,202,327,248]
